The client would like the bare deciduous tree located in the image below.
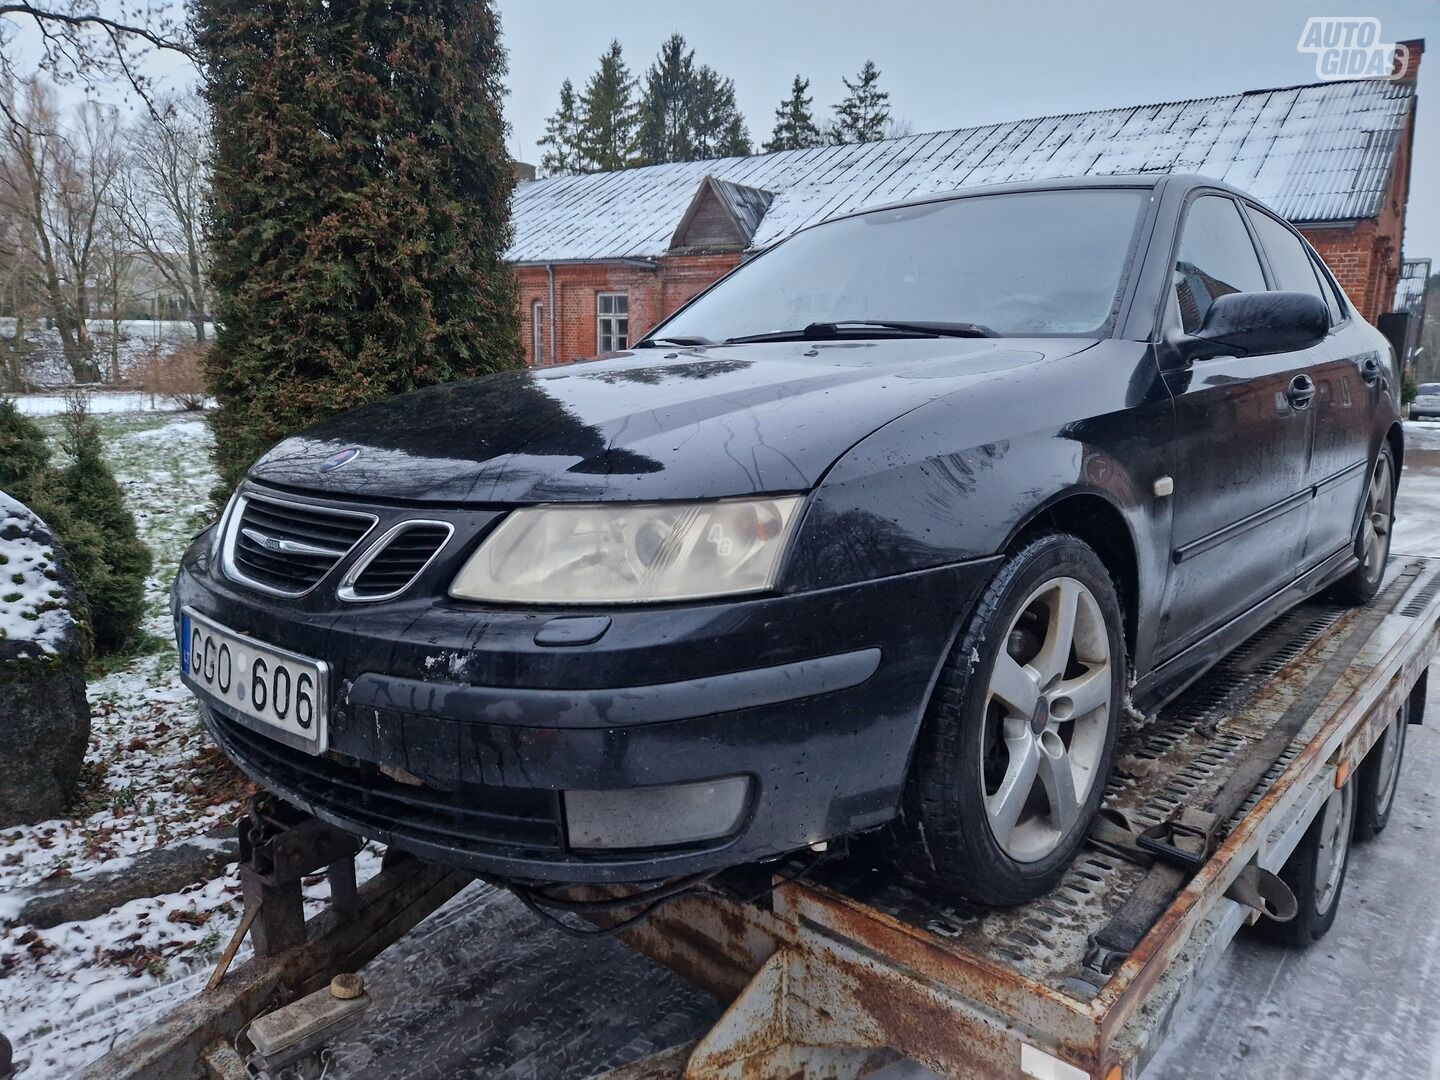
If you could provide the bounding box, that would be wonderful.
[115,93,208,342]
[0,81,124,382]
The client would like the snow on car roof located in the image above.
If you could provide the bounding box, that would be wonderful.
[511,77,1415,264]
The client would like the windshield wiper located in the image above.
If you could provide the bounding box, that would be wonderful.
[634,335,714,348]
[723,320,997,345]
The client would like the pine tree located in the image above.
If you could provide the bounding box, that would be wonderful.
[690,66,750,159]
[637,34,695,165]
[57,401,150,655]
[636,34,749,165]
[193,0,523,497]
[580,40,640,172]
[830,60,891,145]
[537,78,585,176]
[764,75,823,152]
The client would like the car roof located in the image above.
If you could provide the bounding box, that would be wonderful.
[830,172,1260,223]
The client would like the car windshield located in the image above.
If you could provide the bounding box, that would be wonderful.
[1420,383,1440,395]
[651,188,1147,342]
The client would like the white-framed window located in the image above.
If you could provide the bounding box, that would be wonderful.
[597,292,629,353]
[531,300,545,364]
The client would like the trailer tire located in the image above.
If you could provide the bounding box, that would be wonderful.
[1353,695,1409,842]
[897,533,1125,907]
[1264,779,1355,946]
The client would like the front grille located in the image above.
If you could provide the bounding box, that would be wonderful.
[210,710,565,853]
[341,522,452,601]
[227,493,376,596]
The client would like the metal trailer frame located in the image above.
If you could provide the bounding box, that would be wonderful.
[79,557,1440,1080]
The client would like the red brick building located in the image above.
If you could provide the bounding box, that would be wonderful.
[511,44,1423,367]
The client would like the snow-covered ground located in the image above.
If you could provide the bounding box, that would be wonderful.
[10,392,209,417]
[2,319,208,390]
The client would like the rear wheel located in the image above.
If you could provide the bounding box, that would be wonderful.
[898,533,1125,906]
[1353,696,1408,842]
[1264,779,1355,946]
[1330,447,1395,606]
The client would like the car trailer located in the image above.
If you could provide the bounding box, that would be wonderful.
[74,555,1440,1080]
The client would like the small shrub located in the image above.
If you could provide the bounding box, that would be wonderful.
[139,345,209,411]
[57,400,152,655]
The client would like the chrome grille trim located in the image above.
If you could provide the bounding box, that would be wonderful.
[337,520,454,602]
[222,491,378,598]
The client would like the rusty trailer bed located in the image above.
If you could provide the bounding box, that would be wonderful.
[605,555,1440,1079]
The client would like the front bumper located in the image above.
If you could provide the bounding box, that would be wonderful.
[177,525,996,883]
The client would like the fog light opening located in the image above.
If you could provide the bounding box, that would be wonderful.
[563,776,753,851]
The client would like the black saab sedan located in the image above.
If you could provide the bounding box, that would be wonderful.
[175,174,1400,905]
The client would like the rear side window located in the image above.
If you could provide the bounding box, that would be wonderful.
[1248,210,1331,324]
[1173,196,1267,333]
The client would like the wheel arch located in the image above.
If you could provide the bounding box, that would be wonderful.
[1385,422,1404,483]
[1006,490,1140,663]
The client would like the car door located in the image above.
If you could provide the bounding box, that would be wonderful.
[1155,193,1315,658]
[1246,204,1373,568]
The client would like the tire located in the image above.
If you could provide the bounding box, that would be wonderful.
[1330,446,1395,606]
[898,533,1126,906]
[1263,780,1355,946]
[1353,695,1409,842]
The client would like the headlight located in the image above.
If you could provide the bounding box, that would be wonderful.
[449,496,805,604]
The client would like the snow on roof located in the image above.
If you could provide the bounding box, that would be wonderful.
[510,77,1416,264]
[0,491,80,655]
[1394,258,1432,317]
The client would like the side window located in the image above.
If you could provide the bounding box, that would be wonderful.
[1309,252,1348,325]
[1248,210,1330,325]
[1173,196,1267,334]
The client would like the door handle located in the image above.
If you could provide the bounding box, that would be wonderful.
[1287,373,1316,410]
[1360,356,1382,387]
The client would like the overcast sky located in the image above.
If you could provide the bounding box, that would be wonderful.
[496,0,1439,261]
[8,1,1438,262]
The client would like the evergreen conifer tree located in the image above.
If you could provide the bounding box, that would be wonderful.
[830,60,891,145]
[580,40,640,172]
[193,0,523,496]
[764,75,823,152]
[537,78,585,175]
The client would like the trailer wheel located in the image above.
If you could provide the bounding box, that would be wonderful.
[1264,779,1355,946]
[1353,696,1409,842]
[898,533,1124,907]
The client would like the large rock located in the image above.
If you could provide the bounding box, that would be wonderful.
[0,491,91,825]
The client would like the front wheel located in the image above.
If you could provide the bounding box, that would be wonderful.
[898,533,1125,906]
[1330,446,1395,606]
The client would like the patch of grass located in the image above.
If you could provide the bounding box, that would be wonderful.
[85,630,171,680]
[109,782,140,814]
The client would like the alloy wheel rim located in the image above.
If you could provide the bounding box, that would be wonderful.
[1374,700,1407,819]
[981,576,1112,863]
[1313,782,1355,917]
[1360,455,1393,578]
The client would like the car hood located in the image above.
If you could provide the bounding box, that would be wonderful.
[248,338,1095,504]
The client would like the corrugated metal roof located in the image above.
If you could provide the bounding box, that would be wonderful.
[509,77,1416,263]
[1394,257,1432,317]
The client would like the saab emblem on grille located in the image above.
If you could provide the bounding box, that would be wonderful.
[320,447,361,473]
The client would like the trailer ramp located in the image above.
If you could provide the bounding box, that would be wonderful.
[609,557,1440,1079]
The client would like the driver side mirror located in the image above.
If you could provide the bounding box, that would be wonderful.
[1180,291,1329,361]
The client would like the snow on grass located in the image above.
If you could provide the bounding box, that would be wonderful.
[0,409,271,1077]
[0,492,78,652]
[10,392,209,417]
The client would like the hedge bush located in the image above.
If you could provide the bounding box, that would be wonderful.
[194,0,523,500]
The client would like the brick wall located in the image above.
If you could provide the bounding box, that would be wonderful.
[515,253,741,366]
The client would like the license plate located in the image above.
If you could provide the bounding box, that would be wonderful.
[180,607,329,754]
